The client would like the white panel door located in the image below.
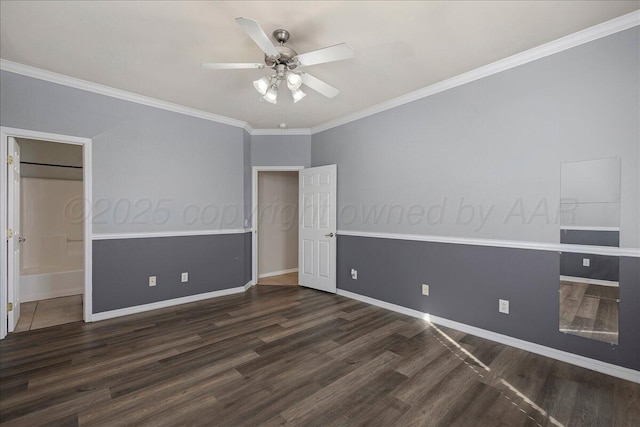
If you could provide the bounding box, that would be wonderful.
[298,165,337,293]
[7,137,21,331]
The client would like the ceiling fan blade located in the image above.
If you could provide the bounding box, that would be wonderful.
[202,63,265,70]
[235,17,280,59]
[301,73,340,98]
[296,43,353,67]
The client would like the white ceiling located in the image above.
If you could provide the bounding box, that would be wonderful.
[1,1,638,129]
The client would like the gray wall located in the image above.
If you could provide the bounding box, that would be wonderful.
[1,71,246,234]
[337,236,640,370]
[313,28,639,370]
[243,130,252,227]
[1,70,251,311]
[312,28,639,248]
[251,134,311,167]
[93,234,247,312]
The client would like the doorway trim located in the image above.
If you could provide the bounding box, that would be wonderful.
[251,166,304,286]
[1,127,93,339]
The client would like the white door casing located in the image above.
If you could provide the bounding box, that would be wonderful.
[7,137,21,331]
[298,165,337,293]
[1,127,92,339]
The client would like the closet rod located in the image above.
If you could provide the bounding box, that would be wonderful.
[21,161,83,169]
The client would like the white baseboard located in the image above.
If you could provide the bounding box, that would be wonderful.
[336,289,640,384]
[560,275,619,287]
[91,286,245,322]
[21,270,84,302]
[244,280,255,291]
[259,268,298,279]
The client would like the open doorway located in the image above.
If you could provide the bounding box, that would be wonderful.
[252,167,302,287]
[1,127,92,339]
[14,138,84,331]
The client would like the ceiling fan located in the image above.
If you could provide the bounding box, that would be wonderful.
[202,17,353,104]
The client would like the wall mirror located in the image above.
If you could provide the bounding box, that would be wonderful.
[559,158,620,345]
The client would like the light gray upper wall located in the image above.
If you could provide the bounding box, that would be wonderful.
[243,129,252,227]
[1,71,245,234]
[251,134,311,167]
[312,28,639,248]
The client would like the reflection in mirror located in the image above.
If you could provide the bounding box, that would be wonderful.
[559,158,620,345]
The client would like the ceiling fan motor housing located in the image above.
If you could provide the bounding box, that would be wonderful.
[265,29,299,70]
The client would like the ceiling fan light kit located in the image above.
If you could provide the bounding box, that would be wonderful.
[253,76,271,96]
[202,17,354,105]
[291,88,306,103]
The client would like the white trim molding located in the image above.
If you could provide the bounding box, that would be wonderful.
[336,289,640,384]
[338,230,640,258]
[2,12,637,137]
[559,226,620,232]
[91,286,246,322]
[244,280,256,291]
[560,276,619,288]
[259,268,299,279]
[251,129,312,136]
[0,59,248,130]
[92,228,249,240]
[311,10,640,134]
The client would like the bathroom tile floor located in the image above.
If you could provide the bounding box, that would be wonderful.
[15,295,83,332]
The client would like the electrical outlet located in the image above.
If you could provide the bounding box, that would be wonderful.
[149,276,156,287]
[422,284,429,296]
[499,299,509,314]
[181,272,188,283]
[351,269,358,280]
[582,258,590,267]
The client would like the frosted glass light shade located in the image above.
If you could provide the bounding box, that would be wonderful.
[291,88,306,103]
[253,76,271,95]
[263,85,278,104]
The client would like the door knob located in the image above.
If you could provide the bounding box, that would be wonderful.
[324,233,334,238]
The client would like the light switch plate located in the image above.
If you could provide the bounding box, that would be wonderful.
[181,272,188,283]
[422,284,429,296]
[351,269,358,280]
[149,276,156,287]
[583,258,590,267]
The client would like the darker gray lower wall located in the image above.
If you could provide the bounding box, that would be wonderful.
[337,235,640,370]
[93,233,248,312]
[560,253,619,281]
[560,230,620,247]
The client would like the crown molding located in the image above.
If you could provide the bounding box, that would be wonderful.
[310,10,640,135]
[0,59,249,130]
[251,128,312,136]
[2,10,637,136]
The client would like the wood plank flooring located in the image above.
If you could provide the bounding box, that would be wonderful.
[258,272,299,286]
[1,285,638,426]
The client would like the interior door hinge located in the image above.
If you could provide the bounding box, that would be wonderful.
[6,155,13,165]
[7,302,13,312]
[6,229,13,238]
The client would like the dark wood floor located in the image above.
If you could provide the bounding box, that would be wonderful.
[1,285,638,426]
